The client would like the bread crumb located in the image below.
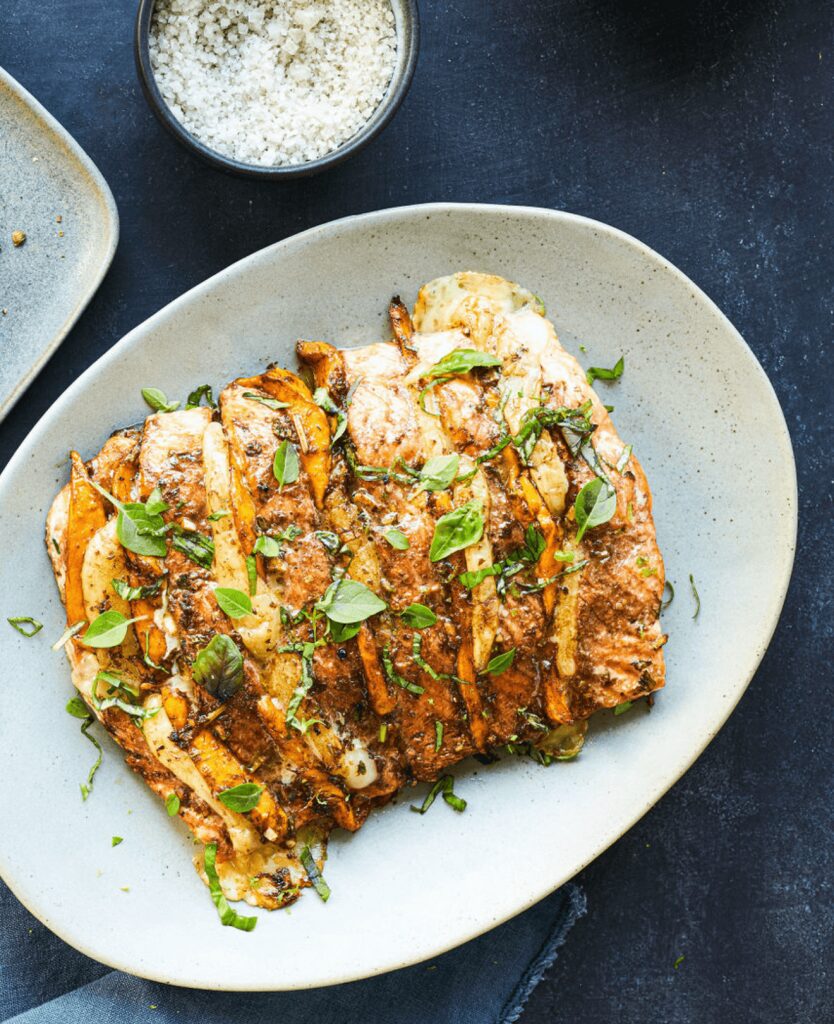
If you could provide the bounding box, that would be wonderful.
[12,231,26,247]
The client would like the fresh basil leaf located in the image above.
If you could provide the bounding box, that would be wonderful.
[117,502,168,558]
[523,525,546,562]
[383,529,410,550]
[253,535,281,557]
[689,574,701,619]
[616,444,633,473]
[614,701,633,716]
[586,356,624,386]
[81,610,139,649]
[111,577,162,602]
[7,616,43,637]
[90,671,158,720]
[426,349,502,379]
[170,526,215,569]
[429,501,484,562]
[66,695,90,719]
[313,387,348,446]
[165,792,180,815]
[273,440,299,487]
[192,634,243,701]
[300,845,331,902]
[382,644,424,695]
[217,782,263,813]
[144,487,169,516]
[416,454,459,493]
[214,587,253,619]
[410,775,466,814]
[329,620,361,643]
[207,509,230,521]
[204,842,257,930]
[185,384,216,409]
[246,555,257,596]
[316,578,387,625]
[574,478,616,543]
[400,603,437,629]
[243,391,289,411]
[483,648,516,676]
[78,717,103,801]
[141,387,179,413]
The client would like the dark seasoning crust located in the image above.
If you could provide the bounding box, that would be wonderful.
[45,272,667,919]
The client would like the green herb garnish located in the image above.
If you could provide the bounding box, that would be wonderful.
[316,578,386,625]
[661,580,675,610]
[426,349,502,379]
[615,444,633,473]
[313,387,348,445]
[429,501,484,562]
[111,577,162,602]
[416,454,459,493]
[573,478,616,543]
[614,701,633,716]
[246,555,257,596]
[111,836,123,847]
[141,388,179,413]
[299,845,331,902]
[382,644,424,695]
[165,792,180,815]
[7,616,43,637]
[81,610,141,649]
[273,440,299,488]
[586,356,624,386]
[170,526,214,570]
[482,648,516,676]
[204,843,257,930]
[689,574,700,618]
[185,384,216,409]
[218,782,263,813]
[243,391,289,411]
[66,697,103,800]
[207,509,230,521]
[383,529,410,550]
[410,775,466,814]
[192,634,244,702]
[214,587,253,619]
[434,720,444,751]
[400,603,437,629]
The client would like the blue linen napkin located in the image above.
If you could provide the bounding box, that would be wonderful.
[0,878,584,1024]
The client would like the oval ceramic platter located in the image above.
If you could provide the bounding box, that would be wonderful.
[0,205,796,990]
[0,67,118,420]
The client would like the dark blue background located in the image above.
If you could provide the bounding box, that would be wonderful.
[2,2,831,1021]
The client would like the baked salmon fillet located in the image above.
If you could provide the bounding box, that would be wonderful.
[45,272,666,926]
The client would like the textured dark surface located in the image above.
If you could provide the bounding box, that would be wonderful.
[0,1,831,1021]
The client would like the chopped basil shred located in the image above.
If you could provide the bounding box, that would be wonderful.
[689,574,701,619]
[300,845,331,902]
[425,349,502,379]
[586,356,624,386]
[207,509,230,521]
[7,616,43,637]
[616,444,633,473]
[246,555,257,596]
[204,842,257,930]
[410,775,466,815]
[170,525,215,569]
[614,701,633,716]
[242,391,289,411]
[661,581,675,610]
[185,384,216,409]
[111,577,162,602]
[66,697,103,800]
[52,620,85,651]
[434,720,444,751]
[165,792,180,816]
[382,644,424,695]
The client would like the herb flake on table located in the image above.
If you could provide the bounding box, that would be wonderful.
[410,775,467,814]
[7,616,43,637]
[300,845,331,903]
[586,356,624,386]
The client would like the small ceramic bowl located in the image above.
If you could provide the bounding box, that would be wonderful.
[134,0,419,179]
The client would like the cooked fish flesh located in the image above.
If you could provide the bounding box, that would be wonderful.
[46,272,666,921]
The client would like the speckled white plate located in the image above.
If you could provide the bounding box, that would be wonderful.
[0,67,118,420]
[0,205,796,990]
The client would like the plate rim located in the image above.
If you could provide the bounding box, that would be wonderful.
[0,203,798,989]
[0,66,120,421]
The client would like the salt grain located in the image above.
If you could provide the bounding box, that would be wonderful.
[149,0,398,167]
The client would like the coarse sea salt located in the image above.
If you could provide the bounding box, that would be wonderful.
[149,0,397,167]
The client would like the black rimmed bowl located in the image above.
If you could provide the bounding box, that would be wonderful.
[135,0,419,179]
